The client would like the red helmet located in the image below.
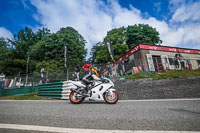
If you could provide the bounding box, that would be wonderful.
[82,64,91,71]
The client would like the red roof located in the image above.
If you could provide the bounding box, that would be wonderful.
[103,44,200,73]
[115,44,200,64]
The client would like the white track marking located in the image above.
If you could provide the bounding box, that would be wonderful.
[0,123,199,133]
[119,98,200,102]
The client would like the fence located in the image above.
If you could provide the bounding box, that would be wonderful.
[1,57,200,90]
[0,68,85,90]
[100,57,200,78]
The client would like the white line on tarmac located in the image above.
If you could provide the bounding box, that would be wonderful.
[119,98,200,102]
[0,123,199,133]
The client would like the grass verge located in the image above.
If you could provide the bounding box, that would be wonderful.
[0,92,53,100]
[126,69,200,80]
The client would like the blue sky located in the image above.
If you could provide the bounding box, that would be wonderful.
[119,0,170,20]
[1,0,171,34]
[0,0,200,54]
[0,0,40,34]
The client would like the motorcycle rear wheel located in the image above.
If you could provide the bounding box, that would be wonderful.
[69,91,84,104]
[104,91,119,104]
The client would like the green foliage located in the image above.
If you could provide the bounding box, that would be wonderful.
[0,37,19,75]
[104,27,129,60]
[12,27,36,58]
[90,42,111,64]
[90,24,162,64]
[35,60,60,72]
[0,38,8,72]
[56,27,87,67]
[0,37,9,60]
[126,24,162,49]
[0,24,162,76]
[0,26,87,76]
[90,27,129,64]
[32,27,87,70]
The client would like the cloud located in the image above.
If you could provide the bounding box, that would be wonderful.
[168,0,186,14]
[31,0,113,53]
[21,0,29,9]
[154,2,162,13]
[170,1,200,23]
[163,0,200,48]
[0,27,13,39]
[30,0,200,57]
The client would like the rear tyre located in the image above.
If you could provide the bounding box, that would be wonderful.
[69,91,84,104]
[104,91,119,104]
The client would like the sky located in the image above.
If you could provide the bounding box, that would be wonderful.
[0,0,200,57]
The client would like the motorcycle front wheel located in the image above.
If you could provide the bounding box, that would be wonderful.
[104,91,119,104]
[69,91,84,104]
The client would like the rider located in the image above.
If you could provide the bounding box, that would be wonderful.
[82,64,100,95]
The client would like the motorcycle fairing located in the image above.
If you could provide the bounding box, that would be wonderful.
[85,83,113,101]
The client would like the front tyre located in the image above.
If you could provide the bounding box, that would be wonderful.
[69,91,84,104]
[104,91,119,104]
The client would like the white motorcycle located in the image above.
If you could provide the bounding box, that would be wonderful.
[67,71,119,104]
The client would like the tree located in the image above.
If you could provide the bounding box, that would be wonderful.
[0,26,88,76]
[32,27,87,72]
[104,27,129,60]
[35,27,50,41]
[6,27,38,75]
[90,24,162,64]
[90,42,110,64]
[57,27,87,68]
[126,24,162,49]
[90,27,129,64]
[0,37,10,74]
[0,37,8,61]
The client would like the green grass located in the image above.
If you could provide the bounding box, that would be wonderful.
[0,92,54,100]
[126,69,200,80]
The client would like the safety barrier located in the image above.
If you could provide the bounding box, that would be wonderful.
[0,81,73,99]
[0,86,38,97]
[37,81,71,99]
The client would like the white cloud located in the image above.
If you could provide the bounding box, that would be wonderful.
[170,1,200,23]
[0,27,13,39]
[30,0,200,57]
[31,0,113,53]
[164,0,200,48]
[168,0,185,13]
[154,2,161,13]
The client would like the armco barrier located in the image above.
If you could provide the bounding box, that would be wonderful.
[38,81,71,99]
[0,86,38,97]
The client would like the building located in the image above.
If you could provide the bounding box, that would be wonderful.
[103,44,200,77]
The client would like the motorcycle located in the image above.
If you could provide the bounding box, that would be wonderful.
[67,67,119,104]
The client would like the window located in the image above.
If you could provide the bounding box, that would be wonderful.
[168,57,174,65]
[197,60,200,68]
